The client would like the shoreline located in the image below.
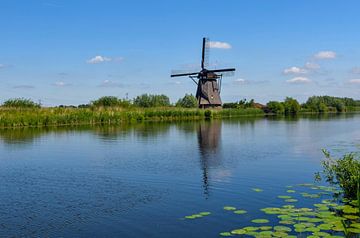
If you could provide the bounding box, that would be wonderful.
[0,107,359,129]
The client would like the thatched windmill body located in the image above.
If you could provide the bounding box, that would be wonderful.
[171,38,235,108]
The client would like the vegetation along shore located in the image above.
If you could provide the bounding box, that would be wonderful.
[0,94,359,128]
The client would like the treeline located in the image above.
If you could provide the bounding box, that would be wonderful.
[0,94,199,109]
[1,95,360,114]
[266,96,360,114]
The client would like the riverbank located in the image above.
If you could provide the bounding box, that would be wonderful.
[1,107,360,129]
[0,107,265,128]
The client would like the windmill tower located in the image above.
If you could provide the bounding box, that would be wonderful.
[171,38,235,109]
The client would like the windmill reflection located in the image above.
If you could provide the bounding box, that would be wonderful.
[197,120,222,198]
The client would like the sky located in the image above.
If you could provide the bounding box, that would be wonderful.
[1,0,360,106]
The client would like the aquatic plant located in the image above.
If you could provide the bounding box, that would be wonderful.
[184,183,360,237]
[320,149,360,199]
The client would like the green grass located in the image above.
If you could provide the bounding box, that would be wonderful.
[0,107,264,128]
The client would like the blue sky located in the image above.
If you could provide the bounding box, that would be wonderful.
[1,0,360,106]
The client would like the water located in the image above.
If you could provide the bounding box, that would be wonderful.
[0,114,359,237]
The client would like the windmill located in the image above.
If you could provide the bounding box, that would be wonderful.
[171,38,235,108]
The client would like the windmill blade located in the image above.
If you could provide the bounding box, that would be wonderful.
[201,37,210,69]
[208,68,236,73]
[217,71,235,77]
[171,70,199,77]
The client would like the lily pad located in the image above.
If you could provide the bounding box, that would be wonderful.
[251,219,270,224]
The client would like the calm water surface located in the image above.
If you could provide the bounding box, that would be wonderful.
[0,114,359,237]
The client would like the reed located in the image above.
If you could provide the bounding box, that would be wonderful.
[0,107,264,128]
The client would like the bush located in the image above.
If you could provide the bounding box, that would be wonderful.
[283,97,300,115]
[91,96,130,107]
[2,98,40,108]
[266,101,284,114]
[176,94,197,108]
[319,149,360,199]
[223,99,256,109]
[133,94,170,107]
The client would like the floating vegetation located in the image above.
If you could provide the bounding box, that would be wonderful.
[286,190,296,193]
[233,210,247,215]
[184,211,211,219]
[252,188,263,192]
[224,206,237,211]
[251,219,270,224]
[183,183,360,237]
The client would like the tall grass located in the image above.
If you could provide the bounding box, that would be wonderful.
[0,107,264,128]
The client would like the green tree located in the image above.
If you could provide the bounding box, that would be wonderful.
[133,94,171,107]
[176,94,198,108]
[283,97,300,115]
[266,101,285,114]
[2,98,40,108]
[91,96,130,107]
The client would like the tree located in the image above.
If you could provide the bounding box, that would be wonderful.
[283,97,300,115]
[133,94,171,107]
[2,98,40,108]
[266,101,285,114]
[91,96,131,107]
[176,94,197,108]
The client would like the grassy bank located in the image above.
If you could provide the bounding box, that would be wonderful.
[0,107,264,128]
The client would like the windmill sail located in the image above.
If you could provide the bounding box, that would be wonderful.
[170,37,235,108]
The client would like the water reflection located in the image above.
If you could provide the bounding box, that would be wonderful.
[197,120,222,198]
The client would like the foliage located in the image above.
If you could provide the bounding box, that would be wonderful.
[320,149,360,199]
[2,98,40,108]
[176,94,198,108]
[303,96,360,113]
[91,96,131,108]
[223,99,255,109]
[283,97,300,115]
[266,101,285,114]
[133,94,171,107]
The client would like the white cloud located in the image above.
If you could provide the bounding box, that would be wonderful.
[305,62,320,70]
[283,66,307,75]
[348,79,360,84]
[53,81,71,87]
[314,51,336,59]
[86,55,112,64]
[0,64,4,69]
[99,80,123,87]
[233,78,246,84]
[209,41,232,49]
[286,77,311,84]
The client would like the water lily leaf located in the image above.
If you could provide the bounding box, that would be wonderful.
[252,188,263,192]
[251,219,270,224]
[219,232,232,236]
[199,212,211,216]
[284,199,298,203]
[274,226,292,232]
[230,229,246,235]
[224,206,237,211]
[286,190,296,193]
[278,195,292,199]
[234,210,247,214]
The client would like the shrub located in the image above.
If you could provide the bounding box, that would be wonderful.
[176,94,197,108]
[319,149,360,199]
[283,97,300,115]
[266,101,285,114]
[2,98,40,108]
